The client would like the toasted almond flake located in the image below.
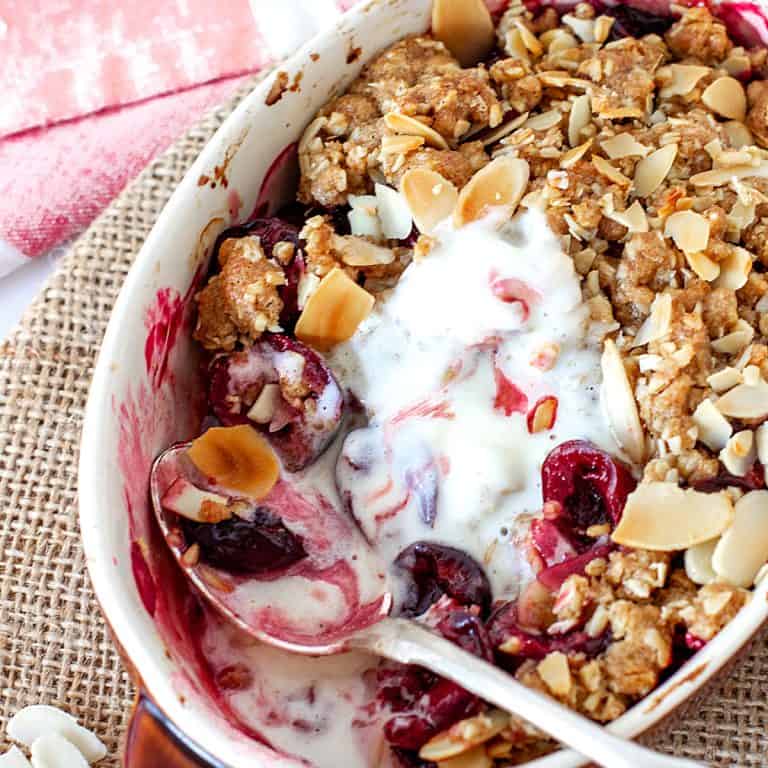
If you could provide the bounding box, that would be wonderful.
[548,30,578,53]
[432,0,495,67]
[161,478,231,524]
[400,168,458,235]
[419,710,509,762]
[332,234,394,267]
[560,138,592,169]
[479,113,529,147]
[702,76,747,121]
[600,106,647,120]
[375,183,413,239]
[537,651,572,696]
[631,292,671,347]
[247,383,281,425]
[715,377,768,420]
[298,117,327,155]
[720,429,756,476]
[633,144,678,198]
[600,339,645,464]
[568,94,591,148]
[529,396,558,433]
[744,365,762,387]
[435,745,493,768]
[380,134,426,155]
[612,483,734,550]
[8,707,106,763]
[664,209,710,254]
[685,250,721,281]
[723,120,754,149]
[712,490,768,587]
[592,156,631,187]
[30,734,89,768]
[606,200,649,235]
[708,366,743,392]
[711,319,755,356]
[685,539,718,585]
[692,398,733,451]
[691,162,768,186]
[454,157,530,228]
[601,133,651,159]
[562,13,595,43]
[593,15,614,44]
[385,112,449,150]
[513,18,543,56]
[503,27,530,62]
[348,207,382,239]
[524,109,562,132]
[296,267,375,350]
[297,271,320,310]
[538,72,591,90]
[714,245,753,290]
[657,64,710,99]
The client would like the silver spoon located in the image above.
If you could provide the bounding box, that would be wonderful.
[151,443,707,768]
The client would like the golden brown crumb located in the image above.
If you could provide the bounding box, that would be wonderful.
[665,7,732,64]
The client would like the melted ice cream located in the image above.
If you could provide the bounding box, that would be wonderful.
[331,210,617,602]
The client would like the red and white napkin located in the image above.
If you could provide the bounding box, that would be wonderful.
[0,0,354,278]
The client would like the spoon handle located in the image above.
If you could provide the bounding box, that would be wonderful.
[356,617,706,768]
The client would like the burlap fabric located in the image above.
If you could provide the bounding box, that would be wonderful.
[1,72,768,768]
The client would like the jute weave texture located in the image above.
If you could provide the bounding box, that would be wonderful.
[1,73,767,768]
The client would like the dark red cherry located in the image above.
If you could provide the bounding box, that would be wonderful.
[541,440,636,534]
[605,4,674,41]
[181,507,307,574]
[436,610,495,663]
[208,334,343,471]
[693,462,765,493]
[394,542,492,618]
[536,540,614,591]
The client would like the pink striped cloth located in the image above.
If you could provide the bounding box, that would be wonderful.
[0,0,353,277]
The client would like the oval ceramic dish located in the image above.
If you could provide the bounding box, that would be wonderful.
[79,1,768,766]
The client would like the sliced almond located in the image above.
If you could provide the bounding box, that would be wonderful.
[707,366,743,393]
[333,235,395,267]
[714,245,753,291]
[568,94,591,147]
[432,0,495,67]
[606,200,649,235]
[161,477,232,523]
[296,267,375,350]
[715,376,768,420]
[631,292,671,347]
[702,76,747,121]
[436,746,493,768]
[756,424,768,484]
[503,27,530,63]
[375,183,413,239]
[188,425,279,499]
[528,396,558,433]
[592,156,631,187]
[548,30,578,53]
[612,483,734,550]
[712,490,768,587]
[513,18,543,57]
[247,383,282,425]
[479,113,529,147]
[664,210,710,254]
[658,63,710,99]
[380,134,426,155]
[524,109,562,132]
[454,157,530,228]
[0,747,32,768]
[419,710,509,762]
[30,734,89,768]
[537,651,572,696]
[691,163,768,187]
[560,139,593,169]
[600,339,645,464]
[633,144,678,198]
[723,120,754,149]
[538,72,591,90]
[720,429,756,476]
[593,15,614,44]
[692,398,733,452]
[400,168,458,234]
[8,706,106,763]
[385,112,449,150]
[348,207,382,239]
[562,13,595,43]
[684,539,718,585]
[686,251,721,281]
[297,271,320,310]
[711,319,755,356]
[601,133,651,160]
